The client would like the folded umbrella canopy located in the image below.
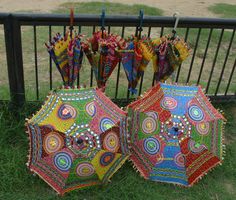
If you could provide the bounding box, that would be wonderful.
[45,31,83,87]
[152,35,190,83]
[118,36,154,94]
[26,87,129,195]
[127,83,226,186]
[83,31,127,89]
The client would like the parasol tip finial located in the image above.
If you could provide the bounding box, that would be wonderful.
[70,8,74,28]
[173,12,180,18]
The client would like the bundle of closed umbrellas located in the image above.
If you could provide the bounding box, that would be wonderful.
[25,11,226,195]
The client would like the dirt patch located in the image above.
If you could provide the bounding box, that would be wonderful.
[0,0,236,17]
[224,181,236,195]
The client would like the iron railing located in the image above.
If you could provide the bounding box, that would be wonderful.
[0,13,235,108]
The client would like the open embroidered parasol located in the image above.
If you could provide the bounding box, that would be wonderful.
[25,87,129,195]
[127,82,226,186]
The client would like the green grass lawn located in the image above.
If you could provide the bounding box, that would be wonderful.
[208,3,236,18]
[0,102,236,200]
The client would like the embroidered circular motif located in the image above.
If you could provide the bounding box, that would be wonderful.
[58,104,77,120]
[103,132,119,152]
[76,162,95,177]
[86,102,96,117]
[143,137,160,155]
[146,111,158,120]
[161,97,177,110]
[174,152,186,167]
[142,117,157,134]
[54,152,72,172]
[196,122,210,135]
[156,153,164,164]
[100,118,115,132]
[188,139,206,154]
[43,132,64,154]
[188,105,204,122]
[100,152,115,166]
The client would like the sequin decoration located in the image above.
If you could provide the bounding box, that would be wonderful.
[103,132,119,152]
[161,97,177,110]
[76,162,95,177]
[188,105,204,122]
[43,132,64,154]
[143,137,160,155]
[142,117,157,134]
[86,101,96,117]
[196,122,210,135]
[58,104,77,120]
[100,152,115,166]
[100,118,115,132]
[54,152,72,172]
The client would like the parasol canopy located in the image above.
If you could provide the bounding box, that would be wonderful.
[45,31,84,87]
[152,35,190,83]
[118,36,154,94]
[127,82,226,186]
[26,87,129,195]
[83,31,127,89]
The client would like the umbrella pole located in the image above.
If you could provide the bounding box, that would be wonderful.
[69,8,74,87]
[99,9,106,89]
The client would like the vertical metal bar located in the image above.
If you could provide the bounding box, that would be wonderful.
[49,25,52,90]
[90,25,96,87]
[160,27,164,37]
[108,26,111,34]
[137,24,146,96]
[215,29,235,95]
[4,14,25,108]
[186,28,202,83]
[127,26,139,101]
[225,58,236,96]
[148,26,151,37]
[115,26,125,99]
[33,25,39,100]
[138,74,144,96]
[197,28,213,85]
[152,27,165,86]
[176,27,189,82]
[77,26,82,87]
[63,25,66,36]
[206,29,224,93]
[78,25,81,33]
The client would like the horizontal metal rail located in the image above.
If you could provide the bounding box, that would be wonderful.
[0,13,235,28]
[0,12,235,108]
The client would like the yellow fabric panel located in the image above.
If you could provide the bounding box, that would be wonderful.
[38,99,75,133]
[91,150,122,181]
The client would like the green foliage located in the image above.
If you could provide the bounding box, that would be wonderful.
[208,3,236,18]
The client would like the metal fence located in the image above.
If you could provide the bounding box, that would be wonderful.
[0,13,235,108]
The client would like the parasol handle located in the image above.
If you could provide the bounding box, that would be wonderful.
[172,12,180,38]
[136,10,144,39]
[69,8,74,38]
[101,9,106,38]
